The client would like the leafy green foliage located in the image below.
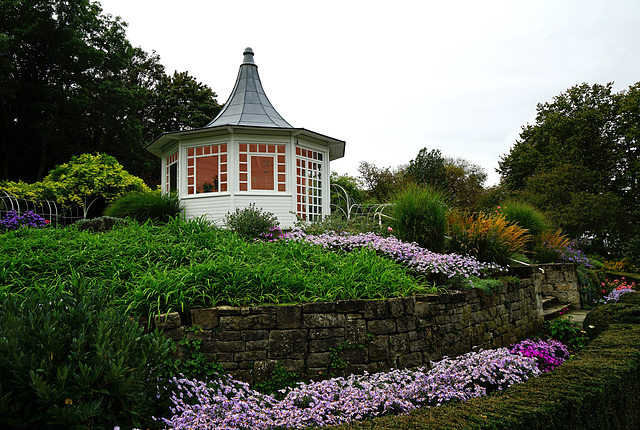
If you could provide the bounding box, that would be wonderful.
[224,203,279,239]
[44,153,149,208]
[405,147,446,188]
[0,217,424,316]
[357,161,407,203]
[390,184,449,253]
[443,157,488,210]
[544,318,589,350]
[104,190,182,223]
[170,326,224,382]
[144,71,222,139]
[254,362,301,399]
[498,81,640,255]
[0,281,173,429]
[0,0,221,184]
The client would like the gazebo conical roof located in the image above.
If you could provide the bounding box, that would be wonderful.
[206,47,292,128]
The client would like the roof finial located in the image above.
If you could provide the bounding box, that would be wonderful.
[243,47,255,65]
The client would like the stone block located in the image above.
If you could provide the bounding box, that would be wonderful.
[211,330,241,341]
[309,327,344,339]
[269,329,307,359]
[162,327,184,340]
[202,340,244,353]
[302,301,336,313]
[245,340,268,351]
[309,337,343,353]
[388,297,405,317]
[403,297,415,315]
[307,352,331,367]
[396,316,416,333]
[367,319,396,335]
[241,330,268,341]
[190,308,218,330]
[336,299,365,313]
[344,320,367,344]
[303,313,345,328]
[277,305,302,328]
[398,352,423,368]
[155,312,182,330]
[235,350,267,361]
[368,335,389,361]
[221,313,276,331]
[389,333,410,355]
[364,300,389,319]
[253,359,278,383]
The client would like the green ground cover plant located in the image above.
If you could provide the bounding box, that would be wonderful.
[0,282,173,429]
[0,217,427,316]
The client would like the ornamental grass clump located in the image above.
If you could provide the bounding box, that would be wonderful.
[446,211,531,266]
[390,184,449,253]
[160,345,547,429]
[104,190,182,223]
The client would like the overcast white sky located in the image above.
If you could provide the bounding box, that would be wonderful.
[100,0,640,186]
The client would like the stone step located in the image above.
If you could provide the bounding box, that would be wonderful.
[542,295,560,310]
[544,303,572,321]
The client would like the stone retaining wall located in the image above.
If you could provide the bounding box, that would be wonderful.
[153,279,546,385]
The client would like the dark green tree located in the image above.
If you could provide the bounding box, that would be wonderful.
[0,0,221,186]
[443,157,487,210]
[357,161,406,202]
[0,0,137,181]
[145,70,221,139]
[405,147,447,188]
[498,82,640,254]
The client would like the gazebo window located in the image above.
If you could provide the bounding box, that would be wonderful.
[238,143,286,191]
[296,147,324,221]
[187,144,228,194]
[165,152,179,193]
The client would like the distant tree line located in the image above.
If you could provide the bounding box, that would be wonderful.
[333,81,639,257]
[0,0,221,184]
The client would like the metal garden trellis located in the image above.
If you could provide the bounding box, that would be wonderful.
[0,191,86,227]
[330,183,394,226]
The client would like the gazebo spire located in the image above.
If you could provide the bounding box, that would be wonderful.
[206,47,293,128]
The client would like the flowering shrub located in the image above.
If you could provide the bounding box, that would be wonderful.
[601,277,637,303]
[282,229,505,281]
[0,210,50,231]
[257,226,284,242]
[535,230,592,267]
[160,346,546,429]
[601,278,637,295]
[602,288,635,303]
[509,339,570,372]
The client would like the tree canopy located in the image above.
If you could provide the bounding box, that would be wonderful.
[0,0,221,184]
[498,82,640,253]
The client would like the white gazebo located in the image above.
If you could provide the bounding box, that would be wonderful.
[146,47,345,228]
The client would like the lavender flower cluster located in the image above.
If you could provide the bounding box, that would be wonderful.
[159,341,565,430]
[603,287,636,303]
[0,210,50,231]
[282,229,505,280]
[548,242,592,268]
[508,338,570,372]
